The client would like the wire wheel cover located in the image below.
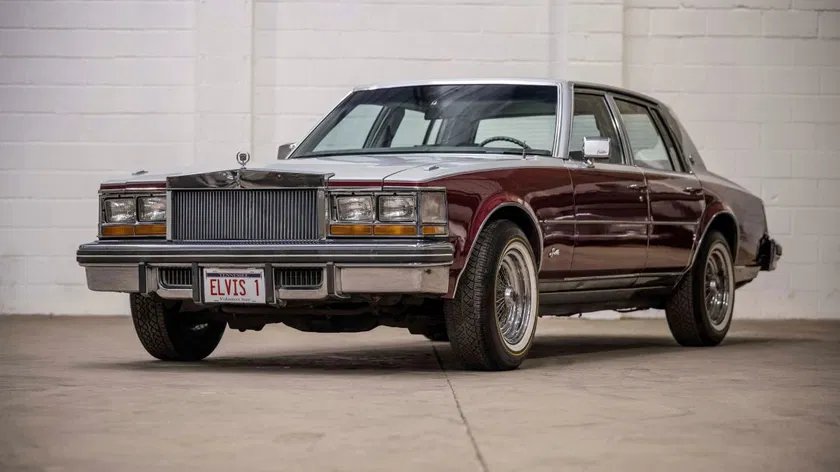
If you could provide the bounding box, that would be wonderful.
[704,244,732,329]
[494,243,534,348]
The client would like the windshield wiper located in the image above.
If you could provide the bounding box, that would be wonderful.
[293,148,404,159]
[485,148,552,157]
[293,147,552,159]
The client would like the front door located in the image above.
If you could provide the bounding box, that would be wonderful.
[566,93,648,281]
[612,97,705,279]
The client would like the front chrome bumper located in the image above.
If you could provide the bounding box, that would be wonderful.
[77,240,454,301]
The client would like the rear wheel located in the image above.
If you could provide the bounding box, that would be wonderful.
[130,294,226,361]
[665,231,735,346]
[444,220,538,370]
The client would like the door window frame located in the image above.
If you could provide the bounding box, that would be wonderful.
[570,89,630,166]
[608,93,692,174]
[650,108,688,173]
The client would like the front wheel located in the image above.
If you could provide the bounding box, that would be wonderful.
[423,330,449,342]
[665,231,735,346]
[130,294,226,361]
[444,220,538,370]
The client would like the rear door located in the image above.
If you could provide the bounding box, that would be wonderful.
[612,97,704,280]
[566,92,648,281]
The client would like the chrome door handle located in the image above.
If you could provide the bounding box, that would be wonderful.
[628,183,647,190]
[684,186,703,194]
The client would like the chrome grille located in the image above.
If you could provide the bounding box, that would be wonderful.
[275,268,323,289]
[170,189,320,241]
[159,267,192,288]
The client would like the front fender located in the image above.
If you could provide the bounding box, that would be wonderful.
[447,192,542,297]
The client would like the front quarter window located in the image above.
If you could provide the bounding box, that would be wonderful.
[294,84,558,158]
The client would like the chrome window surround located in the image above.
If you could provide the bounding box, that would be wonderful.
[98,190,166,239]
[327,187,449,238]
[287,79,670,164]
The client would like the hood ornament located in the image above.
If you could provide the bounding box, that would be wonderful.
[235,151,250,169]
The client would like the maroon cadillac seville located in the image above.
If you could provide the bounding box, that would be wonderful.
[77,79,782,370]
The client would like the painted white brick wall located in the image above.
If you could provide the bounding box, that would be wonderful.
[251,0,568,160]
[0,0,200,314]
[624,0,840,318]
[0,0,837,318]
[0,0,254,314]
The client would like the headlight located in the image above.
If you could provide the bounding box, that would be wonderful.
[334,196,374,222]
[420,192,447,224]
[104,198,136,223]
[138,196,166,222]
[378,195,416,222]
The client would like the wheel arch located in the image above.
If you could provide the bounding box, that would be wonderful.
[452,200,543,296]
[690,209,740,270]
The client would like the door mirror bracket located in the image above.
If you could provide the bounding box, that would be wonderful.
[582,137,611,168]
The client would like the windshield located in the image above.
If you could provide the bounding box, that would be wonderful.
[292,84,558,158]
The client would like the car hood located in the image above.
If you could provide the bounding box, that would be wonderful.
[108,153,541,187]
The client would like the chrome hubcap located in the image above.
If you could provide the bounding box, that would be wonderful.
[495,243,534,348]
[704,245,732,329]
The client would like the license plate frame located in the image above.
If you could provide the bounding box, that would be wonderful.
[202,267,266,304]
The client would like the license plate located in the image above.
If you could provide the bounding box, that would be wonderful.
[203,268,266,304]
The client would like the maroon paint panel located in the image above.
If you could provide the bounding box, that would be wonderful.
[421,167,575,297]
[103,163,767,299]
[567,164,647,277]
[695,170,766,267]
[642,169,704,273]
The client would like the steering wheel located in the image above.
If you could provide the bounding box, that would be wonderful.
[478,136,531,150]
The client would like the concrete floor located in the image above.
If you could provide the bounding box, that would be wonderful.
[0,316,838,472]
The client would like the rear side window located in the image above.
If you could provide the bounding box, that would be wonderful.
[614,99,677,172]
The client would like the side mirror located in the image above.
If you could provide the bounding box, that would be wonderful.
[277,142,296,160]
[583,137,610,160]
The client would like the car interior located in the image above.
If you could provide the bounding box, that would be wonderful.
[307,85,559,156]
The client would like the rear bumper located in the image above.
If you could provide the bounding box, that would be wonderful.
[77,240,454,301]
[758,236,782,271]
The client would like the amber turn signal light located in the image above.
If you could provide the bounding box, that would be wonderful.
[373,225,417,236]
[134,224,166,236]
[101,223,166,237]
[101,225,135,237]
[330,224,373,236]
[422,225,447,236]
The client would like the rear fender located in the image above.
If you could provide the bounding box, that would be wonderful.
[687,202,739,272]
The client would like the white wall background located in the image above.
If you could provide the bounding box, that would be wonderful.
[0,0,838,317]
